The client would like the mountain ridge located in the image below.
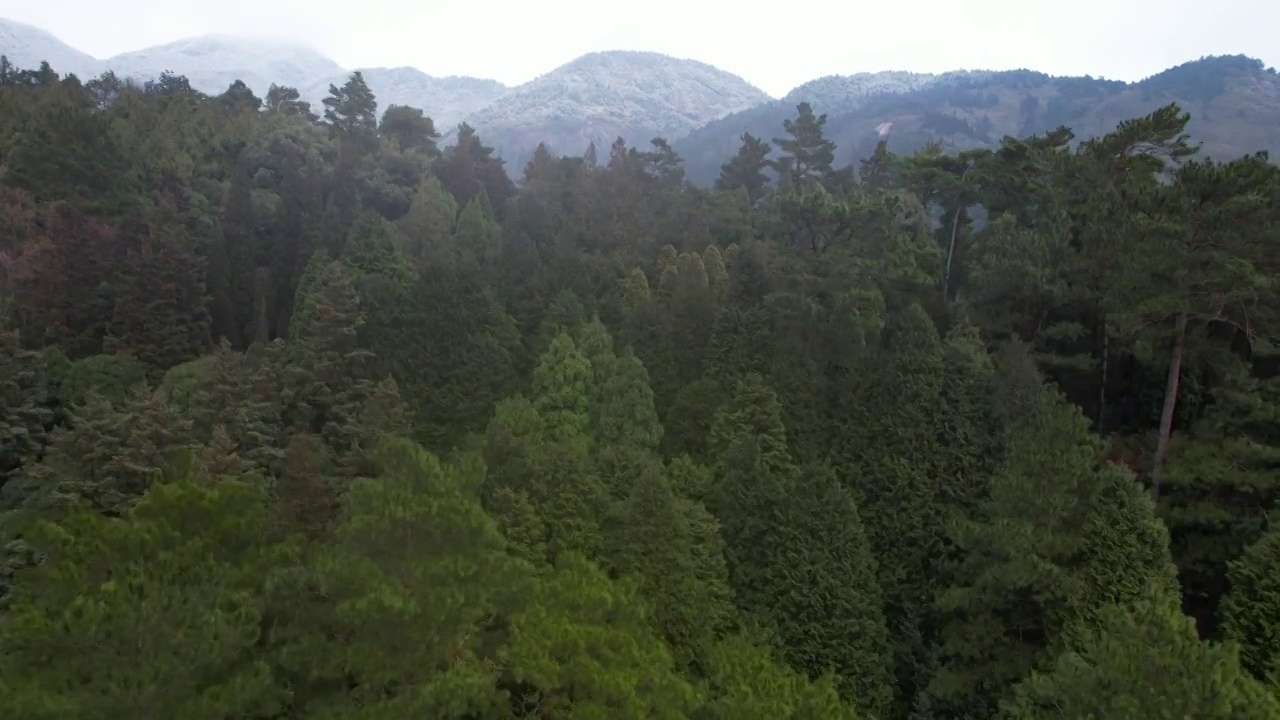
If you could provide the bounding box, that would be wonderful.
[3,16,1278,184]
[674,55,1280,184]
[464,49,772,170]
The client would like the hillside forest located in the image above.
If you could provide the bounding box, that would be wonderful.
[1,58,1280,719]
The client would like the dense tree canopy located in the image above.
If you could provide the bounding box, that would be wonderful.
[1,55,1279,719]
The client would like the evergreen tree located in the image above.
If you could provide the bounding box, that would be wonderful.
[717,132,773,204]
[773,102,837,188]
[0,317,53,489]
[1002,587,1280,719]
[1221,527,1280,681]
[378,104,440,155]
[322,71,378,144]
[710,376,893,712]
[0,479,288,719]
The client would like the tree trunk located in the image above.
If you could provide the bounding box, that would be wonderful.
[1151,312,1188,501]
[943,205,962,302]
[252,266,271,344]
[1097,320,1109,433]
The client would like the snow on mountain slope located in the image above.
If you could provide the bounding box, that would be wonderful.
[0,17,100,77]
[782,71,944,112]
[304,67,507,131]
[104,34,344,97]
[1,18,505,130]
[465,50,773,170]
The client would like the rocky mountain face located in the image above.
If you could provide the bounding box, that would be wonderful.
[675,56,1280,184]
[461,50,772,171]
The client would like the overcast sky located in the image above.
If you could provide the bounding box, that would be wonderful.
[1,0,1275,96]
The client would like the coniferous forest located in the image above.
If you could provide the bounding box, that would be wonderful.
[2,58,1280,719]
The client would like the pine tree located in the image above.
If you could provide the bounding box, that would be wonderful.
[1002,587,1280,719]
[396,174,458,269]
[501,552,698,719]
[930,341,1176,717]
[267,438,514,716]
[264,83,317,121]
[7,387,193,517]
[0,479,289,719]
[1221,527,1280,681]
[591,352,664,452]
[104,238,212,373]
[607,460,736,659]
[322,71,378,145]
[284,258,379,470]
[773,102,837,188]
[696,634,860,720]
[209,149,257,346]
[709,376,893,711]
[716,132,773,204]
[531,333,592,442]
[378,104,440,155]
[0,317,53,489]
[1162,364,1280,629]
[454,189,501,269]
[1104,140,1280,499]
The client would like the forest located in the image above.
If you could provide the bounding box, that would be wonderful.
[1,57,1279,719]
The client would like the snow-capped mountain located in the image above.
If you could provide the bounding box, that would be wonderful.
[1,19,777,172]
[0,17,100,77]
[463,51,773,170]
[6,16,1275,189]
[106,34,344,97]
[0,19,508,128]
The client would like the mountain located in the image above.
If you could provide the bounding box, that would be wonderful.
[303,67,506,132]
[0,21,503,130]
[105,34,345,97]
[463,50,773,172]
[0,17,99,77]
[4,18,1278,185]
[676,55,1280,185]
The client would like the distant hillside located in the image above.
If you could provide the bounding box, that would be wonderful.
[105,34,344,98]
[0,20,505,131]
[675,55,1280,185]
[4,17,1278,184]
[303,67,507,132]
[0,17,99,77]
[464,51,773,173]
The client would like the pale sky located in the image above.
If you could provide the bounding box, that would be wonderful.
[1,0,1275,97]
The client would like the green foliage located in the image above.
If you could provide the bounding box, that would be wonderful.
[1221,527,1280,680]
[268,438,514,716]
[1002,588,1280,719]
[0,479,289,719]
[606,459,736,658]
[502,552,698,719]
[716,132,773,204]
[3,59,1280,719]
[0,319,55,486]
[55,353,147,407]
[773,102,837,187]
[696,634,861,720]
[931,342,1182,717]
[531,333,592,442]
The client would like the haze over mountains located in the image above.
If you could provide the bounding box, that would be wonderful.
[4,15,1279,181]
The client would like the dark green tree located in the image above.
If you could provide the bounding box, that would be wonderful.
[716,132,772,204]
